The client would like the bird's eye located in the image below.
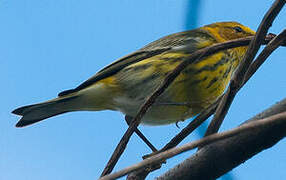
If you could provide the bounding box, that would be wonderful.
[233,26,243,33]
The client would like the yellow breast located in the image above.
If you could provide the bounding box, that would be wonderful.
[102,48,245,125]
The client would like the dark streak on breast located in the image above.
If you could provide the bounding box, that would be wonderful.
[207,77,218,89]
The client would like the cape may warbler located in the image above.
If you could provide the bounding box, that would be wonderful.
[13,22,255,127]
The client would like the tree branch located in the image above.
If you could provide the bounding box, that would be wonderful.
[125,116,158,152]
[124,24,286,180]
[157,98,286,180]
[100,1,286,175]
[101,32,286,177]
[100,36,257,176]
[99,98,286,180]
[204,0,286,137]
[244,30,286,82]
[144,29,286,159]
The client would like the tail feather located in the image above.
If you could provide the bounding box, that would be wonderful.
[12,96,79,127]
[58,89,77,97]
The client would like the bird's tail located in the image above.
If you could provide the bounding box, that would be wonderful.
[12,95,81,127]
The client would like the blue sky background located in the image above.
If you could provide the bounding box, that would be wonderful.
[1,1,286,179]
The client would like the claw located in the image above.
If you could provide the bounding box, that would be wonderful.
[175,121,180,129]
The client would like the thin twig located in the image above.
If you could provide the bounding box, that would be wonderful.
[100,36,256,176]
[122,2,286,178]
[125,116,158,152]
[157,98,286,180]
[126,163,162,180]
[244,29,286,83]
[100,28,285,176]
[144,29,286,158]
[143,100,218,158]
[134,30,286,179]
[203,0,286,137]
[100,111,286,180]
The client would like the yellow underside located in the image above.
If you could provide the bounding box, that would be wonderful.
[90,49,244,125]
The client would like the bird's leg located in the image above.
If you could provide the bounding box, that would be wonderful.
[125,116,157,152]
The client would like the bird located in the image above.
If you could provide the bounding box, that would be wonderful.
[12,21,255,128]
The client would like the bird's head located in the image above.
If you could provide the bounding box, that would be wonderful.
[202,22,256,42]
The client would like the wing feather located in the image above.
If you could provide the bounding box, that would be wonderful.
[58,28,214,96]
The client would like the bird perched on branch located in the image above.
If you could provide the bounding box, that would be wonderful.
[12,22,255,127]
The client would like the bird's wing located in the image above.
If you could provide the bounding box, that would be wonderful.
[58,29,214,96]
